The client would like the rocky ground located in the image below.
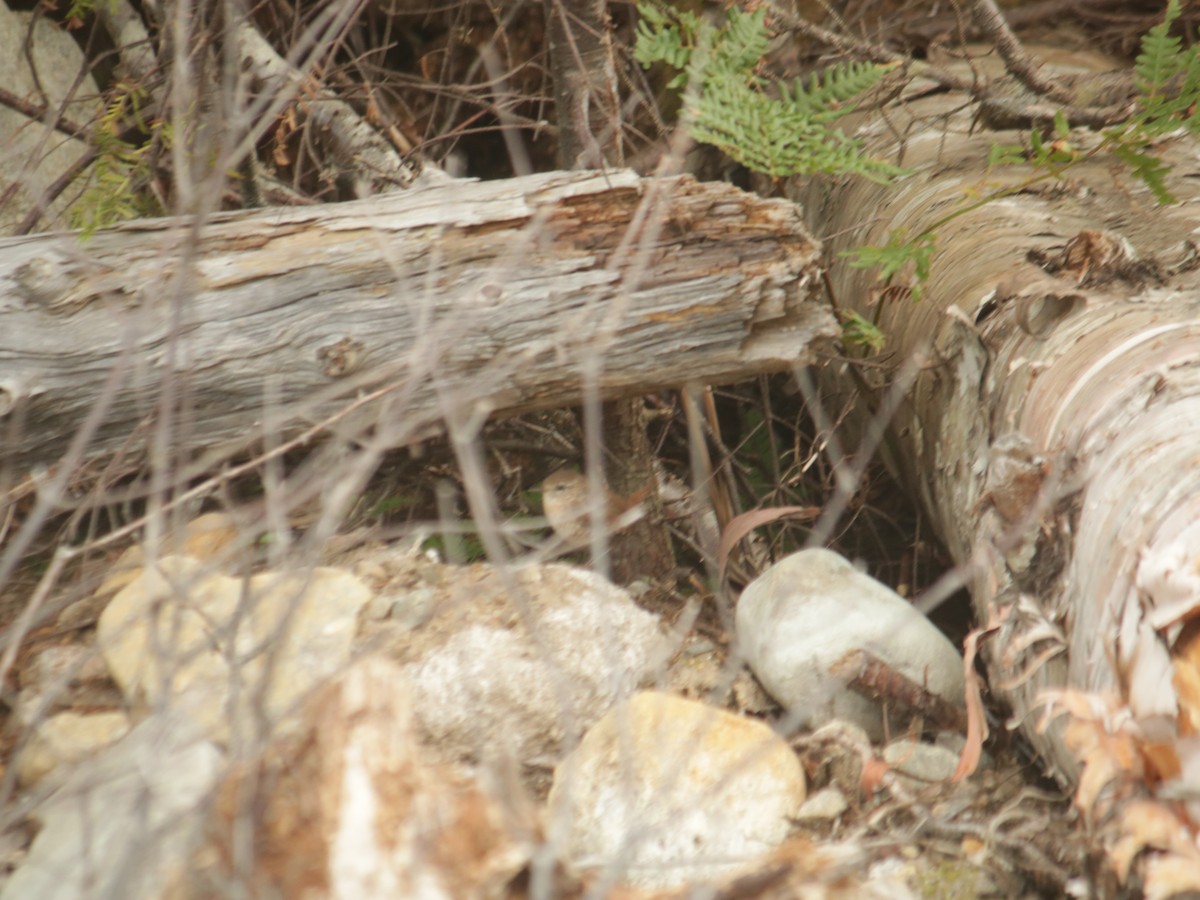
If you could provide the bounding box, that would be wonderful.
[0,497,1096,898]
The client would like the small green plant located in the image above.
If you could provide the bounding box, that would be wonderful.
[844,228,935,303]
[635,4,905,181]
[838,309,885,353]
[420,533,486,564]
[71,80,167,237]
[64,0,117,24]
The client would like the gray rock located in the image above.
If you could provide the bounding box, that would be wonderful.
[736,549,965,739]
[795,786,850,821]
[0,6,100,234]
[1,713,221,900]
[369,561,670,765]
[883,738,962,787]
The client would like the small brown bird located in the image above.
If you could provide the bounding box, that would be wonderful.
[539,469,649,549]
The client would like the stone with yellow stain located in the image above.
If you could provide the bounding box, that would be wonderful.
[549,690,806,890]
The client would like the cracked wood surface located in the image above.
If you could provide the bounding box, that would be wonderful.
[0,169,832,474]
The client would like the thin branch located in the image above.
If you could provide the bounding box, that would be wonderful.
[969,0,1076,103]
[771,0,1135,129]
[0,88,90,140]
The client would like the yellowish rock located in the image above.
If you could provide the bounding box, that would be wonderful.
[97,555,373,737]
[549,690,807,890]
[17,711,131,786]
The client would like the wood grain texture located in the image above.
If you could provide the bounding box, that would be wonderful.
[0,169,832,473]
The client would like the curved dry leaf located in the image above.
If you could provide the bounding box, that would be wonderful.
[952,624,996,782]
[1110,799,1198,885]
[717,506,820,580]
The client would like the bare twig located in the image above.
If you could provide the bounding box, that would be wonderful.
[969,0,1076,103]
[830,648,967,732]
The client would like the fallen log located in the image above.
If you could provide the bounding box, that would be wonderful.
[0,169,832,477]
[800,53,1200,892]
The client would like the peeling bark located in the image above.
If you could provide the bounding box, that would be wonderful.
[801,58,1200,888]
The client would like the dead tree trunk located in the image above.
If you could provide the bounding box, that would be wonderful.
[0,169,831,481]
[802,60,1200,888]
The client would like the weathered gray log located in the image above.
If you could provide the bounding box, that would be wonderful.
[0,169,832,475]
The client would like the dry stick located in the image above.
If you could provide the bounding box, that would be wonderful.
[969,0,1076,104]
[0,347,141,686]
[0,551,70,693]
[906,0,1133,42]
[478,44,535,177]
[0,87,90,140]
[546,0,674,582]
[0,345,134,595]
[770,1,904,67]
[232,9,424,196]
[830,647,967,731]
[96,0,158,84]
[771,0,1133,128]
[12,144,100,236]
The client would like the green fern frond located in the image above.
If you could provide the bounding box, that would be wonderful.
[1112,143,1175,204]
[712,6,771,74]
[783,61,893,122]
[634,5,695,74]
[71,80,165,237]
[1135,0,1187,99]
[635,2,904,182]
[1125,0,1200,137]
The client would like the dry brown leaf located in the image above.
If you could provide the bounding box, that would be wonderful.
[716,506,819,580]
[1040,690,1144,819]
[952,624,997,782]
[1172,618,1200,736]
[1070,721,1143,819]
[1139,741,1181,784]
[1109,799,1197,883]
[859,755,889,796]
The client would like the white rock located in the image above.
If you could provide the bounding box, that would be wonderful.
[97,555,373,737]
[736,549,965,740]
[374,562,670,764]
[1,713,221,900]
[548,691,806,890]
[882,738,962,787]
[182,656,532,899]
[795,786,849,821]
[16,711,131,786]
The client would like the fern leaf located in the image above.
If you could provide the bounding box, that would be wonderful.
[1112,144,1176,204]
[1135,0,1184,99]
[786,61,892,122]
